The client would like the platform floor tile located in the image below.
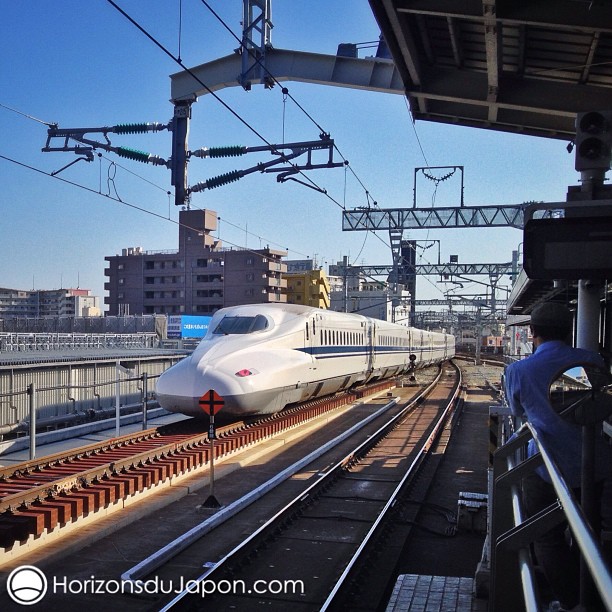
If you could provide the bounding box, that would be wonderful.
[386,574,479,612]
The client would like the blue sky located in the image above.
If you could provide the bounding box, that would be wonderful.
[0,1,578,309]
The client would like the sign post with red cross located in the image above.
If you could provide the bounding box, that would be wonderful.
[199,390,224,418]
[199,390,224,508]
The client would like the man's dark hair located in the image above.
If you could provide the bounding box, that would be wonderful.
[529,302,573,342]
[530,323,571,342]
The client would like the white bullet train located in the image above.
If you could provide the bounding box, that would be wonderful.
[156,303,455,418]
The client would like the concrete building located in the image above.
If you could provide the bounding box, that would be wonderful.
[326,259,412,324]
[285,267,331,309]
[104,209,287,316]
[0,287,100,318]
[331,280,410,324]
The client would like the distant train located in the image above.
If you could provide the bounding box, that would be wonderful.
[156,303,455,418]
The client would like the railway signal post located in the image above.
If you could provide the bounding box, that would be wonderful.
[199,390,224,508]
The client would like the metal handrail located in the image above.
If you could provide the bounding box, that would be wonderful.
[491,421,612,612]
[527,422,612,610]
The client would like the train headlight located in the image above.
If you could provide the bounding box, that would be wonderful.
[235,368,258,377]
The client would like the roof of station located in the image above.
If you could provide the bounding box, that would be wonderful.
[368,0,612,141]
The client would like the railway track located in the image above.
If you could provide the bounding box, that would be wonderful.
[148,362,463,610]
[0,379,398,563]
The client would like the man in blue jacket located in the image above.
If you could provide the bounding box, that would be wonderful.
[504,302,611,610]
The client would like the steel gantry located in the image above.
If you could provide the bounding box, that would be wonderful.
[342,204,528,231]
[358,262,514,277]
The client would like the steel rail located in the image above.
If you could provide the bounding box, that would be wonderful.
[0,426,164,480]
[0,382,378,480]
[123,394,403,583]
[0,433,202,513]
[0,380,392,485]
[321,361,463,609]
[159,364,456,610]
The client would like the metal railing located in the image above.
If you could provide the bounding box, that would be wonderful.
[0,370,164,457]
[0,332,159,352]
[490,416,612,611]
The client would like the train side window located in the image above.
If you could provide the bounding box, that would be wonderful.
[306,323,309,341]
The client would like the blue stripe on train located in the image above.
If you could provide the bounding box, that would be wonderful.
[297,346,443,358]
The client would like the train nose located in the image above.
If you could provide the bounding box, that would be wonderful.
[156,358,203,414]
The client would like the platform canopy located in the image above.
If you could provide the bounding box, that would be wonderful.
[368,0,612,141]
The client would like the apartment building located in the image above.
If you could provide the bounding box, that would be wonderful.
[104,209,287,316]
[285,268,331,309]
[0,287,100,318]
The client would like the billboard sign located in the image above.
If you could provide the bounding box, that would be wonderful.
[167,315,212,339]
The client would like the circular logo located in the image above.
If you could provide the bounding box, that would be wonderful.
[7,565,48,606]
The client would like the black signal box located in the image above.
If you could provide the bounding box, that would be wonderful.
[524,216,612,280]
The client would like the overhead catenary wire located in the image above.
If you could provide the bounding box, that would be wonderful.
[0,100,316,262]
[0,98,446,301]
[105,0,399,276]
[0,102,56,127]
[0,152,309,262]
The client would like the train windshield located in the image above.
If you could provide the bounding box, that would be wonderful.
[213,314,269,335]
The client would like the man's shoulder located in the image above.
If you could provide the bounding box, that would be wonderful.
[551,343,603,366]
[505,358,528,379]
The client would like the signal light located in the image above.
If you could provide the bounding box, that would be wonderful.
[574,111,612,172]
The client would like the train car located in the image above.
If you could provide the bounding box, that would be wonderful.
[156,303,455,418]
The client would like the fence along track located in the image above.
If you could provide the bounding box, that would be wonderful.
[160,363,462,611]
[0,380,395,561]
